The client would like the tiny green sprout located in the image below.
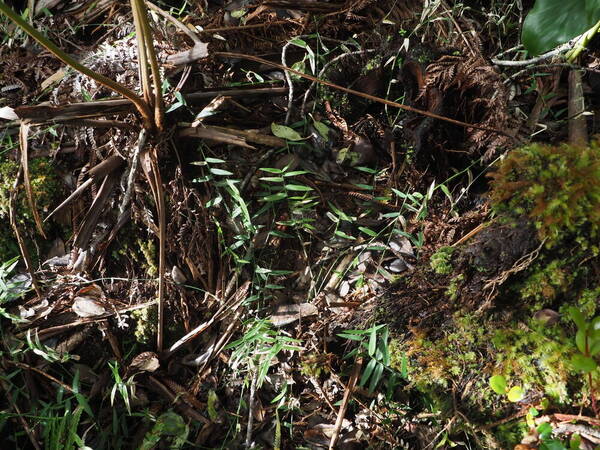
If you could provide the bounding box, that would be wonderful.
[489,375,525,402]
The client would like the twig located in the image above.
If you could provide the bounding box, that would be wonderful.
[215,52,516,139]
[8,361,75,393]
[119,129,146,216]
[0,378,41,450]
[300,49,377,116]
[491,40,575,67]
[245,368,259,449]
[280,35,361,124]
[281,40,295,124]
[329,356,363,449]
[146,0,203,45]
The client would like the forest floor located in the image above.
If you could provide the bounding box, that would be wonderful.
[1,1,600,449]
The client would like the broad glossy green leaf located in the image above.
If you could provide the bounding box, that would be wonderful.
[489,375,507,395]
[537,422,553,439]
[571,353,598,373]
[590,338,600,356]
[522,0,600,55]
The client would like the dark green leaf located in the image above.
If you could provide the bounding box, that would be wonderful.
[369,362,384,392]
[358,226,378,237]
[571,354,598,373]
[522,0,600,56]
[284,184,313,191]
[360,358,377,387]
[537,422,553,439]
[540,440,568,450]
[569,307,587,330]
[576,329,588,354]
[209,168,234,176]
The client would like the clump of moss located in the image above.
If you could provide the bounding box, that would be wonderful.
[131,306,157,344]
[489,141,600,246]
[390,311,581,427]
[430,246,455,274]
[445,274,464,300]
[138,239,157,277]
[0,157,62,261]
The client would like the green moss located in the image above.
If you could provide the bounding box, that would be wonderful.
[446,274,464,300]
[0,157,62,262]
[490,141,600,247]
[518,259,569,304]
[390,311,581,424]
[430,246,455,274]
[131,306,157,344]
[138,239,157,277]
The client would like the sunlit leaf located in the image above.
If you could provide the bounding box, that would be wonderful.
[489,375,508,395]
[507,385,525,402]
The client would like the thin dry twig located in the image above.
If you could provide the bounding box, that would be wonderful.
[329,356,363,449]
[215,52,517,139]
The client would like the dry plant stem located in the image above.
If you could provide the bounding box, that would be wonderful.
[0,2,153,128]
[281,40,295,124]
[568,69,588,145]
[19,123,46,238]
[147,375,209,423]
[300,49,377,116]
[491,40,574,66]
[133,0,164,129]
[215,52,514,138]
[130,0,151,107]
[146,0,203,45]
[140,147,167,352]
[19,299,158,339]
[245,369,259,448]
[281,35,356,123]
[120,129,146,216]
[9,360,75,393]
[329,356,363,450]
[198,20,295,34]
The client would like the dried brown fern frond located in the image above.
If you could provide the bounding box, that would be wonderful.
[424,54,515,158]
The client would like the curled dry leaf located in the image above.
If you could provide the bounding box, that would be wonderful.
[129,351,160,373]
[72,296,106,318]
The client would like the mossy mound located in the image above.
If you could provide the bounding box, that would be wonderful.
[383,141,600,446]
[0,157,63,262]
[489,140,600,247]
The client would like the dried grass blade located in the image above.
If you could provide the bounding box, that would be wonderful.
[0,2,153,128]
[140,147,166,351]
[132,0,164,130]
[73,173,119,251]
